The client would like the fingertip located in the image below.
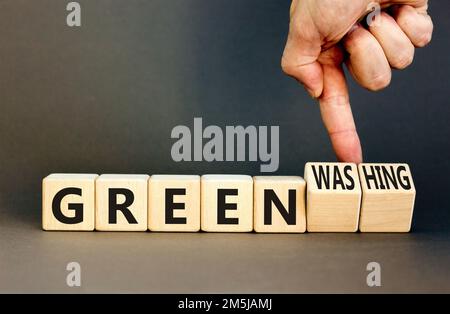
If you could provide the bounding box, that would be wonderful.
[330,130,363,164]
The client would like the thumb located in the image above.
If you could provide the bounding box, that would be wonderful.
[281,1,323,98]
[318,47,363,163]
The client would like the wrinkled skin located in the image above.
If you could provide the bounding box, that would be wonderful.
[282,0,433,163]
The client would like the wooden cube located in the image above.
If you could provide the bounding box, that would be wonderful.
[253,176,306,233]
[201,175,253,232]
[358,163,416,232]
[42,174,97,231]
[148,175,200,232]
[95,174,149,231]
[304,162,361,232]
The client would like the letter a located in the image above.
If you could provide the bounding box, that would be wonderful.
[366,262,381,287]
[66,2,81,27]
[66,262,81,287]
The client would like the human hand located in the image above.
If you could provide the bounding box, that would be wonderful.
[282,0,433,163]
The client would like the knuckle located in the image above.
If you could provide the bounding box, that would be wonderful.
[397,17,410,34]
[366,73,391,91]
[415,31,432,47]
[391,51,414,69]
[281,57,295,75]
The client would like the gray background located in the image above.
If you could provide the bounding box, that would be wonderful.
[0,0,449,293]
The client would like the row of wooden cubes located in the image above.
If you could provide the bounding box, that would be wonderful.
[42,163,416,232]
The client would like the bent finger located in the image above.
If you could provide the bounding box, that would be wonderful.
[391,4,433,47]
[369,12,415,69]
[344,24,392,91]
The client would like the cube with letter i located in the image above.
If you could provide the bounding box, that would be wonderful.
[304,162,361,232]
[358,163,416,232]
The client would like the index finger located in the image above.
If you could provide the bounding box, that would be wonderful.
[318,47,363,163]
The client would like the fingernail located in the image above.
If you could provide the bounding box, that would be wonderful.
[305,87,319,99]
[347,23,360,35]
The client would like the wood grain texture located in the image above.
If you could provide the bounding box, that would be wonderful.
[304,162,361,232]
[95,174,149,231]
[201,175,253,232]
[358,163,415,232]
[148,175,200,232]
[253,176,306,233]
[42,173,97,231]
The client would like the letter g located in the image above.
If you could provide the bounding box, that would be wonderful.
[52,187,84,224]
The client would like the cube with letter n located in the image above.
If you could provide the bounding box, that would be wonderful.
[253,176,306,233]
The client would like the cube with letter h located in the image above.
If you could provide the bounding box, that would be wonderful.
[358,163,415,232]
[253,176,306,233]
[304,162,361,232]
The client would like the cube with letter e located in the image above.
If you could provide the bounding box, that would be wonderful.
[201,175,253,232]
[148,175,200,232]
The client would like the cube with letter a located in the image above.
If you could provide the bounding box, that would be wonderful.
[304,162,361,232]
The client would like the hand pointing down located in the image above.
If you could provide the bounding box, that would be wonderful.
[281,0,433,163]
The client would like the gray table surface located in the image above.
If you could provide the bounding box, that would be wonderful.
[1,196,449,293]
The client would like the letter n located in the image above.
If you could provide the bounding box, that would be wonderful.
[264,189,296,225]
